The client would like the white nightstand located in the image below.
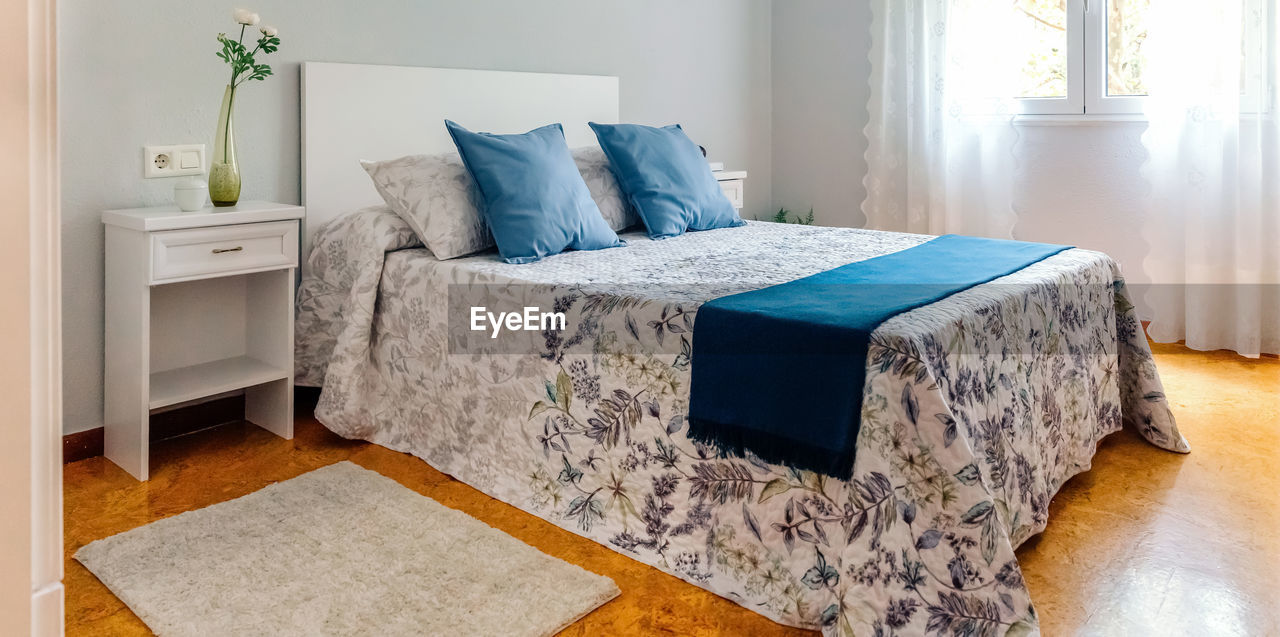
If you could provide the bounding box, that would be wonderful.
[102,200,304,480]
[715,170,747,211]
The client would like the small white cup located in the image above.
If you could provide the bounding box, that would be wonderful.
[174,177,209,212]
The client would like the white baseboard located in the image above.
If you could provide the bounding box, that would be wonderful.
[31,583,63,637]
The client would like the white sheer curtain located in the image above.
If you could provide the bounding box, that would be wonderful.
[862,0,1026,238]
[1142,0,1280,357]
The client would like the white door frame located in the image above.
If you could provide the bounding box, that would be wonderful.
[0,0,63,634]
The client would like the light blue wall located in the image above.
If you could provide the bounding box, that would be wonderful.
[771,0,871,228]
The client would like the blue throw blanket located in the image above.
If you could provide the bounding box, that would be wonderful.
[687,234,1072,479]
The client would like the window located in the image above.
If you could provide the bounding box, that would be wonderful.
[1011,0,1270,115]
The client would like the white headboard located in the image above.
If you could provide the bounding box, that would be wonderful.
[300,62,620,270]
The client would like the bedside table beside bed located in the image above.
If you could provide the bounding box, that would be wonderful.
[101,200,303,480]
[713,169,746,211]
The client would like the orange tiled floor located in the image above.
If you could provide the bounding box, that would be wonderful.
[64,344,1280,636]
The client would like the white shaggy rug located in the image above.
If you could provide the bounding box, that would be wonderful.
[76,461,619,636]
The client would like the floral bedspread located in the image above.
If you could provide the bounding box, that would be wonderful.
[296,207,1188,636]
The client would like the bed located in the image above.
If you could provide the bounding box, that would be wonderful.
[296,63,1188,636]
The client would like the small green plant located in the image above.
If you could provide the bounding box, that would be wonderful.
[768,207,815,225]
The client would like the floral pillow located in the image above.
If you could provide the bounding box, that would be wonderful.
[572,146,640,232]
[363,148,637,260]
[361,153,492,260]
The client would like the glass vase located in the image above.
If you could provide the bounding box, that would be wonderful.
[210,84,240,207]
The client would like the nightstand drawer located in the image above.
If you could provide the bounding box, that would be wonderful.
[151,221,298,283]
[719,178,744,209]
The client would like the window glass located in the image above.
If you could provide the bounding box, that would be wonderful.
[1015,0,1069,98]
[1107,0,1152,96]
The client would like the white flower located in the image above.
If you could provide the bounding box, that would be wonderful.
[260,25,277,37]
[233,9,260,26]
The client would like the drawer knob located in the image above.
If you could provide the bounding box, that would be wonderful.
[211,246,244,254]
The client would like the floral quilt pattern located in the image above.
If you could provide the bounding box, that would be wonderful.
[296,209,1188,636]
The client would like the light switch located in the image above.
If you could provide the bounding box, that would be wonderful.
[179,150,201,170]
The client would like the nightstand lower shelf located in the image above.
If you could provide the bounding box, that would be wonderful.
[150,356,290,409]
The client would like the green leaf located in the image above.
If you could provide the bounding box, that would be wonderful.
[556,370,572,411]
[757,478,792,503]
[801,471,825,494]
[528,401,553,420]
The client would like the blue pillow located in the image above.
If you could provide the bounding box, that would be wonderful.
[588,122,744,239]
[444,120,623,264]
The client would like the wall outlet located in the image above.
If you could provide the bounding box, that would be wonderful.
[144,144,205,178]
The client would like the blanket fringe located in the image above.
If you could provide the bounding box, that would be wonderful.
[686,417,857,481]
